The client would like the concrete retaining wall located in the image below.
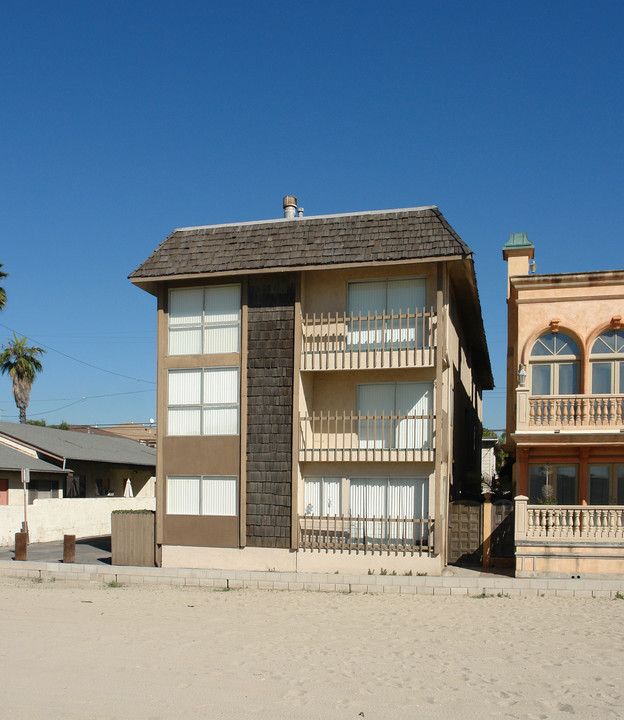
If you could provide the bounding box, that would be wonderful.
[0,497,156,546]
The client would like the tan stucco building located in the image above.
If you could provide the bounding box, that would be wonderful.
[505,234,624,576]
[131,200,492,574]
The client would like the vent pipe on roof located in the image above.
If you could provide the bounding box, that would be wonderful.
[283,195,297,218]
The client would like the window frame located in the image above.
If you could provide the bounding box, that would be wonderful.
[168,284,241,356]
[166,475,238,516]
[590,330,624,395]
[167,367,239,436]
[588,464,624,505]
[356,381,433,450]
[529,332,580,396]
[528,464,578,504]
[346,276,427,350]
[303,476,342,516]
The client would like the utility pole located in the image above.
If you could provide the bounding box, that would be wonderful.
[21,467,30,541]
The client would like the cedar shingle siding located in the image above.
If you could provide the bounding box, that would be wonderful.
[246,274,296,548]
[130,207,471,280]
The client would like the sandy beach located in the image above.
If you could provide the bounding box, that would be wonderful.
[1,577,622,720]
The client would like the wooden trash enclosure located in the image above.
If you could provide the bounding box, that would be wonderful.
[111,510,155,567]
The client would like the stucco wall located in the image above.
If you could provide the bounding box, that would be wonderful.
[302,264,438,317]
[0,496,156,546]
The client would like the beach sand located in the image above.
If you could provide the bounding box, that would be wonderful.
[1,577,622,720]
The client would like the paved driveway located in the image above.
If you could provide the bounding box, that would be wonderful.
[0,535,111,565]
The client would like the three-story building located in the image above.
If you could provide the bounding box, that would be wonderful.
[131,199,492,574]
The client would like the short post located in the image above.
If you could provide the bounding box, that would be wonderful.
[514,495,529,540]
[516,387,530,430]
[63,534,76,563]
[14,532,28,561]
[482,492,492,568]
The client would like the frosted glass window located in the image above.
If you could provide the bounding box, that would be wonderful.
[349,478,427,519]
[304,477,341,516]
[358,382,432,449]
[201,476,237,516]
[202,367,239,435]
[169,285,240,355]
[532,365,551,396]
[558,364,578,394]
[167,367,239,436]
[347,277,426,349]
[167,476,200,514]
[167,475,237,516]
[349,477,428,541]
[168,370,202,436]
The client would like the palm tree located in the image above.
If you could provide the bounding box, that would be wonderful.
[0,333,46,423]
[0,264,7,311]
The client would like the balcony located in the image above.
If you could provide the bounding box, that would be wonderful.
[516,390,624,430]
[298,514,434,555]
[514,495,624,577]
[301,309,436,371]
[299,412,435,462]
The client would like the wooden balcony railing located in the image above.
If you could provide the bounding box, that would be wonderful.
[298,514,434,555]
[301,309,436,370]
[515,497,624,541]
[516,390,624,429]
[299,412,435,462]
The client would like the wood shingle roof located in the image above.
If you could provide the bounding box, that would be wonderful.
[130,206,473,281]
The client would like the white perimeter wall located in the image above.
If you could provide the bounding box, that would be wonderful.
[0,496,156,546]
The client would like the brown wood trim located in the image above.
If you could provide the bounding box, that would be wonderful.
[155,283,167,546]
[434,263,445,558]
[239,277,248,548]
[291,272,302,550]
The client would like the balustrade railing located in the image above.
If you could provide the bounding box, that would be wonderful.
[299,412,435,462]
[520,504,624,541]
[298,514,433,555]
[301,308,436,370]
[528,395,624,428]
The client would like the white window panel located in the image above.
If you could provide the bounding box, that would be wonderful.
[203,367,238,404]
[204,285,241,323]
[168,285,240,355]
[201,476,237,516]
[168,407,201,436]
[396,382,432,449]
[167,367,239,436]
[204,324,240,354]
[358,382,432,450]
[169,326,202,355]
[348,278,426,350]
[304,479,321,514]
[169,288,203,326]
[167,475,238,516]
[167,476,200,514]
[203,407,238,435]
[304,477,341,516]
[386,278,426,314]
[169,369,202,405]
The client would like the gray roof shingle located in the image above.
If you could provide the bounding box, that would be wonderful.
[130,206,472,281]
[0,443,69,473]
[0,422,156,468]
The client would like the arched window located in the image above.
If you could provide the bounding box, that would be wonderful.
[530,332,579,395]
[590,330,624,394]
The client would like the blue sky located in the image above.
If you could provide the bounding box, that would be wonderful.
[1,1,622,430]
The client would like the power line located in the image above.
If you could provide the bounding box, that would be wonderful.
[0,321,156,384]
